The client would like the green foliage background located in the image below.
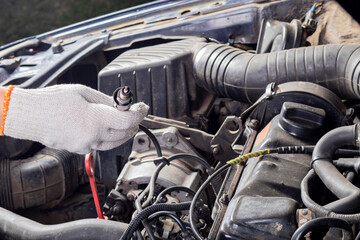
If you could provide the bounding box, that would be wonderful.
[0,0,154,45]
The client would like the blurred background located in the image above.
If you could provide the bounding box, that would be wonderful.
[0,0,154,45]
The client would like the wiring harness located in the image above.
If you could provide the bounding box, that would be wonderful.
[120,125,360,240]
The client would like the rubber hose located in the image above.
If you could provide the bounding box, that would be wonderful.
[0,148,86,210]
[193,43,360,103]
[291,217,352,240]
[272,145,360,157]
[120,202,191,240]
[333,158,359,171]
[139,124,162,157]
[312,125,360,213]
[301,169,360,223]
[0,207,128,240]
[312,125,357,164]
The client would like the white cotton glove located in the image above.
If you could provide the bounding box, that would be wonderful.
[4,84,149,154]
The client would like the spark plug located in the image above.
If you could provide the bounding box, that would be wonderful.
[113,86,133,111]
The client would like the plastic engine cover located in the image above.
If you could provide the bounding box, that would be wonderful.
[218,196,299,240]
[218,107,315,239]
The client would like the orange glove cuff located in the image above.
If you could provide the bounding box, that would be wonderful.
[0,85,15,135]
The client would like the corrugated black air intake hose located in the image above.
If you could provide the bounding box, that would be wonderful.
[193,43,360,103]
[0,207,128,240]
[0,148,87,210]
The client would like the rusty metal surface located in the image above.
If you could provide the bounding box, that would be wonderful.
[296,208,314,240]
[307,1,360,45]
[297,208,314,228]
[211,116,243,163]
[208,126,257,240]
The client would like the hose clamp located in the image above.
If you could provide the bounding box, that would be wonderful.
[265,82,276,99]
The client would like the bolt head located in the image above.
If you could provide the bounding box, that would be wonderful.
[212,146,220,155]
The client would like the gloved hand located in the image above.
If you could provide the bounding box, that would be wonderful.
[3,84,149,154]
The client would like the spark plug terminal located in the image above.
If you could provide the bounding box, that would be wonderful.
[113,86,133,111]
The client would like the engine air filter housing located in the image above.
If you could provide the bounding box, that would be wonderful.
[98,38,206,120]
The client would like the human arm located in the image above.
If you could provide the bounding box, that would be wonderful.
[0,87,6,131]
[0,84,148,154]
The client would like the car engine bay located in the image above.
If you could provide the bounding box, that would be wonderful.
[1,0,360,239]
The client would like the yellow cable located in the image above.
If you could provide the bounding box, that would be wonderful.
[226,149,270,166]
